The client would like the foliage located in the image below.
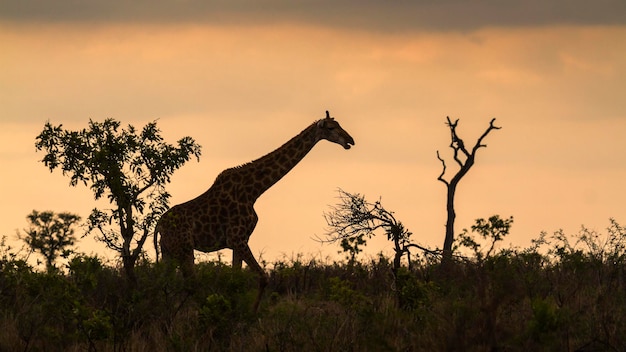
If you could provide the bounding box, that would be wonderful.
[456,215,514,262]
[1,219,626,350]
[35,118,201,280]
[0,235,29,271]
[18,210,80,272]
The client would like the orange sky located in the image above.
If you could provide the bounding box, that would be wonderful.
[1,3,626,265]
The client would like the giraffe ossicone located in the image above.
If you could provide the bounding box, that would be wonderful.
[154,110,355,310]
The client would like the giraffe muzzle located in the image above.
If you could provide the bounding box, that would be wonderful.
[343,136,355,150]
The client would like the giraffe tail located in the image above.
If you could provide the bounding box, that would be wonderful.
[153,224,160,264]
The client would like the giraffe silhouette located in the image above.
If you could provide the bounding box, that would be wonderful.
[154,111,355,310]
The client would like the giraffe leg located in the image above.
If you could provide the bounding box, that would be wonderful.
[233,245,268,312]
[180,249,195,278]
[163,234,195,277]
[232,250,243,269]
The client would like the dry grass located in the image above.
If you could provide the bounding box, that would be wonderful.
[2,226,626,351]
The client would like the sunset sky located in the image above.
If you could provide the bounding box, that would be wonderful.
[1,1,625,264]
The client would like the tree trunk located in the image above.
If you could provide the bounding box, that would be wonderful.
[122,247,137,285]
[121,226,138,285]
[441,182,457,267]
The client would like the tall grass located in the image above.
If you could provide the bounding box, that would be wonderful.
[1,222,626,351]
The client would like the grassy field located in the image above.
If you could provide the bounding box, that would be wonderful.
[2,223,626,351]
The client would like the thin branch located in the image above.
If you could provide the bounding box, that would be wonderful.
[436,151,449,186]
[322,218,388,241]
[472,118,501,154]
[135,179,156,198]
[438,117,501,185]
[405,243,442,256]
[446,116,470,163]
[131,227,151,260]
[96,225,123,252]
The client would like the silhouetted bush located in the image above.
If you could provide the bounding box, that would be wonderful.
[1,221,626,350]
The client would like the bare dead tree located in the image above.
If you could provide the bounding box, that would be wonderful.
[437,117,501,265]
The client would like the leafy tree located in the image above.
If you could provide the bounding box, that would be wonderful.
[19,210,80,272]
[35,118,201,282]
[456,215,514,262]
[436,117,501,265]
[0,234,30,273]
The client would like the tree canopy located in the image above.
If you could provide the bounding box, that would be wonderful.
[20,210,80,272]
[35,118,202,280]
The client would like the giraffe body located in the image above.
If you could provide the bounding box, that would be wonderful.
[154,111,354,310]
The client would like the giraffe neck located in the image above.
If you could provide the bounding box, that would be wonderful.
[220,121,320,201]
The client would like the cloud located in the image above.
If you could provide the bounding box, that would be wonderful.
[1,0,625,31]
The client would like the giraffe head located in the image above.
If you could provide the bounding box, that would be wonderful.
[316,111,355,150]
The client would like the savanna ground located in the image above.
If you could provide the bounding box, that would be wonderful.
[2,220,626,351]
